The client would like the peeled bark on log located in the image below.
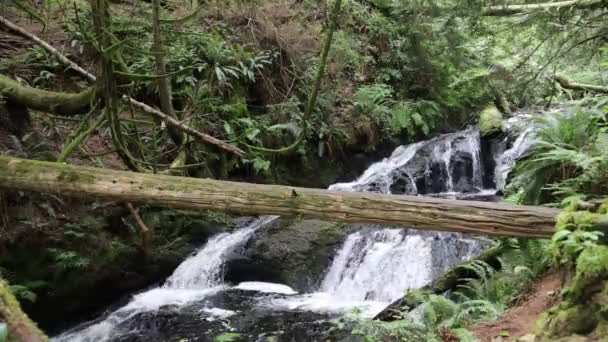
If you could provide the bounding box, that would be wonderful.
[0,74,95,115]
[555,75,608,94]
[0,278,49,342]
[0,156,559,238]
[483,0,607,16]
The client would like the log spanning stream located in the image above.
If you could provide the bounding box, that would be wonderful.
[1,112,559,341]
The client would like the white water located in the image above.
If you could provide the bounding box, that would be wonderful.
[320,230,433,302]
[494,126,536,190]
[329,142,424,194]
[58,116,540,340]
[234,282,298,295]
[54,216,277,342]
[164,216,277,289]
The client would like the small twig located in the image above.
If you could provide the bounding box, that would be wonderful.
[126,203,152,257]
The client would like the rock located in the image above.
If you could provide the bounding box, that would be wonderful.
[224,219,355,292]
[516,334,538,342]
[479,105,504,138]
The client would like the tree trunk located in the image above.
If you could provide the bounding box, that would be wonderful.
[151,0,184,146]
[483,0,607,16]
[0,156,559,238]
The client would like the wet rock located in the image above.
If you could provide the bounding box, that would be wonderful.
[106,289,352,342]
[224,219,355,292]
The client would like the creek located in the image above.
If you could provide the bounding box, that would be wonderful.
[54,111,540,342]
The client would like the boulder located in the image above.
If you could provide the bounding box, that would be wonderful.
[224,219,355,292]
[479,105,504,138]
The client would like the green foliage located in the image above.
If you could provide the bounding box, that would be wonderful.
[213,332,241,342]
[352,84,442,137]
[47,248,91,271]
[346,237,549,341]
[509,108,608,204]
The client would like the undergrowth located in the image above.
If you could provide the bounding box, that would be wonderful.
[341,239,549,341]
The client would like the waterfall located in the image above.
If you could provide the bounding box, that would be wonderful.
[494,127,536,190]
[54,216,277,342]
[57,114,540,340]
[320,229,434,302]
[165,216,277,289]
[328,142,425,194]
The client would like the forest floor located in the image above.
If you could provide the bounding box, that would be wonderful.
[472,272,562,342]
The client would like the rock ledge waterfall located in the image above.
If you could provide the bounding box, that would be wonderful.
[55,117,536,341]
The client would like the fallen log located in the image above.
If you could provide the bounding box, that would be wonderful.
[555,75,608,94]
[483,0,607,16]
[0,156,558,238]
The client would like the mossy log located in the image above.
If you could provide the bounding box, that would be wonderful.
[0,156,559,238]
[483,0,607,16]
[0,279,48,342]
[0,75,94,116]
[555,75,608,94]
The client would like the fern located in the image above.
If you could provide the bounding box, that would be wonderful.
[47,248,91,271]
[509,109,607,204]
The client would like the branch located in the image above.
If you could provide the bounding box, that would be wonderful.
[57,103,105,163]
[555,75,608,93]
[0,74,95,115]
[126,203,152,256]
[0,15,95,82]
[483,0,608,16]
[0,14,244,157]
[123,96,245,156]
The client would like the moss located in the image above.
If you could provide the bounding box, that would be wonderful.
[0,280,49,341]
[479,104,503,137]
[555,210,605,232]
[570,246,608,297]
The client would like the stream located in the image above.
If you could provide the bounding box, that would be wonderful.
[54,112,539,342]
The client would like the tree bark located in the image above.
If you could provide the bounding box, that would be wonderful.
[483,0,607,16]
[0,156,559,238]
[555,75,608,94]
[0,278,49,342]
[151,0,184,146]
[0,74,94,115]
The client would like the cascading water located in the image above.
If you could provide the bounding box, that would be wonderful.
[54,216,277,342]
[320,229,434,301]
[57,112,539,341]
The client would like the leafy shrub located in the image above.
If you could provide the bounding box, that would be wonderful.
[352,84,443,138]
[509,109,608,204]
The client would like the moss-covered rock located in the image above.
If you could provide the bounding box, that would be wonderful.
[536,202,608,340]
[479,104,503,137]
[224,218,355,291]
